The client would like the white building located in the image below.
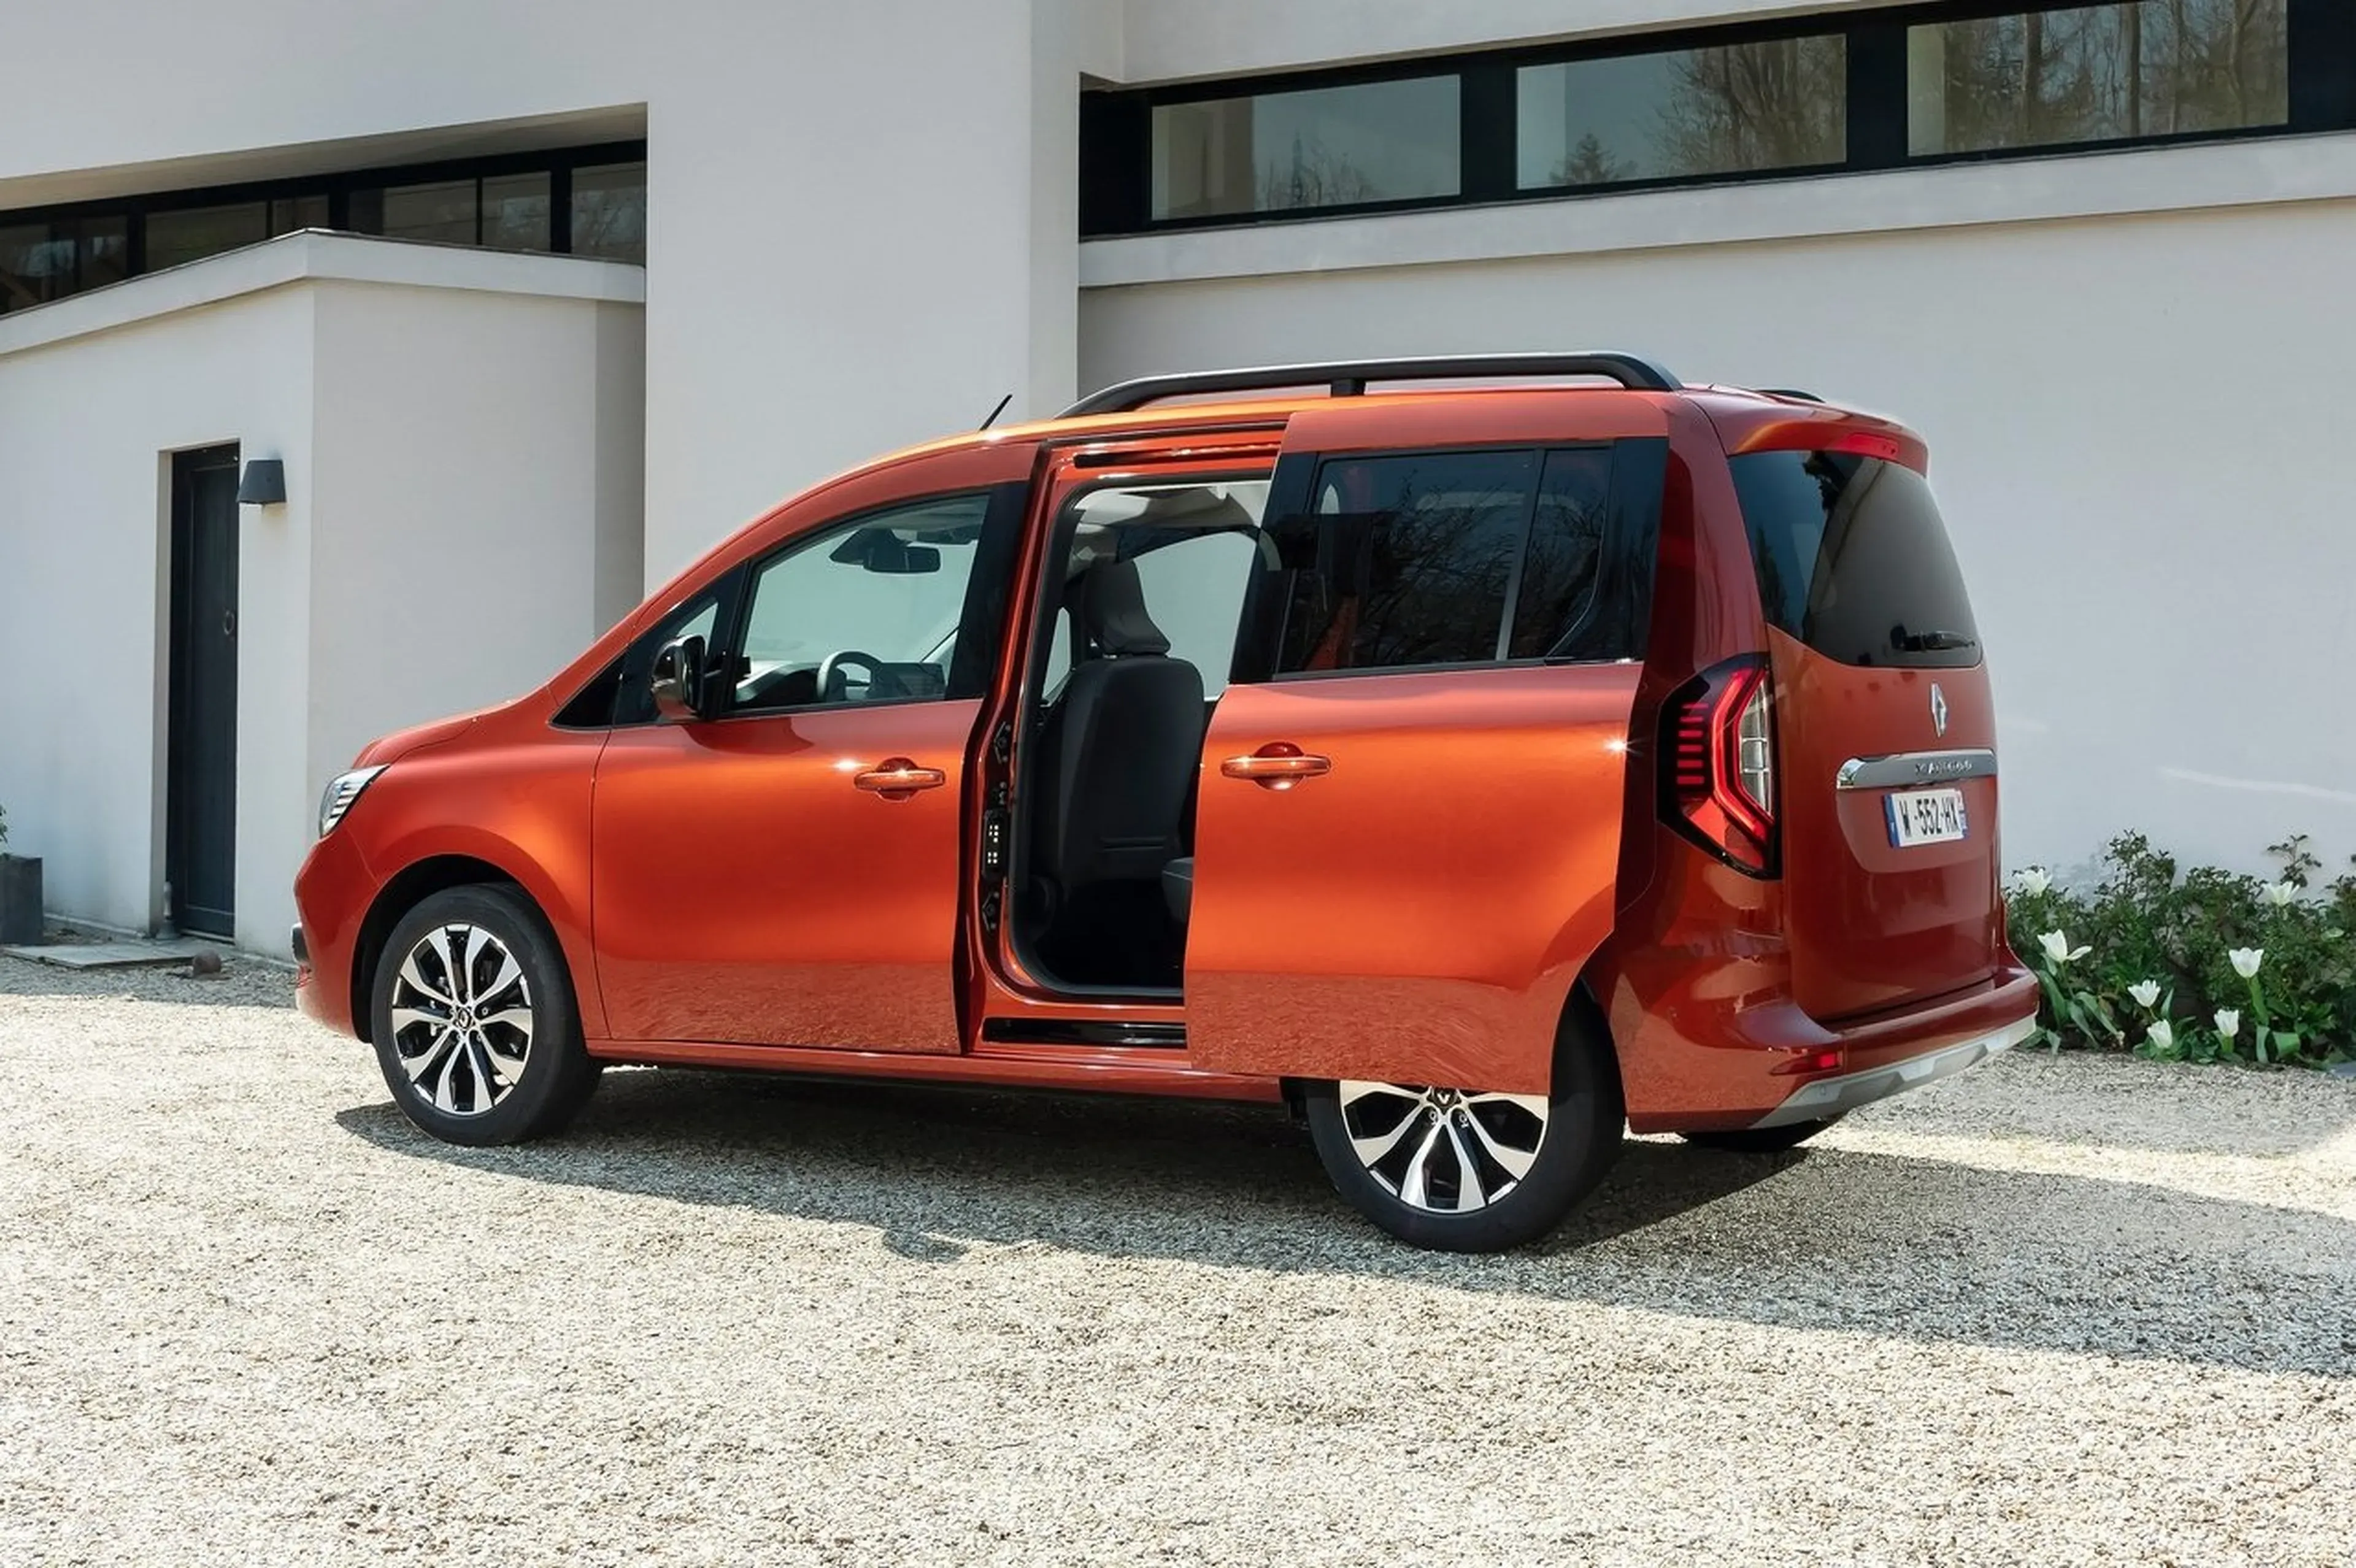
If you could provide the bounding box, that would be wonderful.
[2,1,2351,955]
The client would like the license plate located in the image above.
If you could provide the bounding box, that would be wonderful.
[1885,787,1968,847]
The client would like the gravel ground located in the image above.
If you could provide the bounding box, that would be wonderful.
[2,952,2352,1567]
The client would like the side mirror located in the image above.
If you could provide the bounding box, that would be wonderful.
[649,634,709,723]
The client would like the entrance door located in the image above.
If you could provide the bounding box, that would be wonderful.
[591,483,1025,1048]
[1180,402,1670,1096]
[166,445,241,939]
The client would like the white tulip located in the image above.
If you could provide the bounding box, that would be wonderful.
[2228,947,2265,979]
[2214,1008,2241,1039]
[2128,980,2162,1010]
[2146,1019,2174,1052]
[2038,930,2090,965]
[2261,882,2298,908]
[2012,867,2052,897]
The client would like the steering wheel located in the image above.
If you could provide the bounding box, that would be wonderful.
[815,649,885,702]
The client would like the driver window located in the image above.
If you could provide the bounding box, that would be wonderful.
[733,493,990,715]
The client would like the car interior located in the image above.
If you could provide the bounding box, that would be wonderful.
[1011,478,1271,994]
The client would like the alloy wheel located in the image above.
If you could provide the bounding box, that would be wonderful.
[387,922,535,1116]
[1335,1081,1551,1213]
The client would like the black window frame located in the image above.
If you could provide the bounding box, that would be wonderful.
[1229,437,1666,688]
[1081,0,2342,237]
[0,139,645,316]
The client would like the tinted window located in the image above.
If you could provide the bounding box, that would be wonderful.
[1730,452,1981,669]
[572,161,647,263]
[1518,34,1846,190]
[1509,447,1615,658]
[1151,77,1460,220]
[1273,451,1533,674]
[1908,2,2287,157]
[145,203,268,271]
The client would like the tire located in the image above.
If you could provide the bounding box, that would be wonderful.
[1303,1009,1624,1252]
[369,883,601,1147]
[1680,1114,1844,1154]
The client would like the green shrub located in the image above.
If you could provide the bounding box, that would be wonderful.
[2008,833,2355,1067]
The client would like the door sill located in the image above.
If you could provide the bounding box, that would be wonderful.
[980,1017,1185,1049]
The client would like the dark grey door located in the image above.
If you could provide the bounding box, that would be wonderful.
[167,446,241,939]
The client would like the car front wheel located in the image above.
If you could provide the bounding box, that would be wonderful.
[369,884,600,1147]
[1303,1015,1623,1252]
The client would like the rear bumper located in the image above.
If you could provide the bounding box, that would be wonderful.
[1749,1013,2033,1128]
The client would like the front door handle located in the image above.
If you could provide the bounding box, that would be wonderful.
[853,758,948,801]
[1220,743,1332,791]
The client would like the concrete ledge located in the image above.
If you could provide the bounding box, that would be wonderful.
[0,229,644,359]
[1079,132,2356,288]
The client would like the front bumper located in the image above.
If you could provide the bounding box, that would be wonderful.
[1749,1013,2035,1128]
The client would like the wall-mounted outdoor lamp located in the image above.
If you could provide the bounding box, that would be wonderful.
[236,458,287,507]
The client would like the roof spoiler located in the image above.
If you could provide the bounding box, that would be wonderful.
[1060,352,1682,419]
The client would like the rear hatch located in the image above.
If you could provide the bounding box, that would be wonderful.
[1728,441,2006,1021]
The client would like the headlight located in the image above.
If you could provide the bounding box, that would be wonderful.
[318,766,388,838]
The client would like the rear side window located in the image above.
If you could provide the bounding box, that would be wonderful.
[1249,442,1660,679]
[1730,451,1981,669]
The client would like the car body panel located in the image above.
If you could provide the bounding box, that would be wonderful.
[591,696,981,1048]
[1185,664,1642,1094]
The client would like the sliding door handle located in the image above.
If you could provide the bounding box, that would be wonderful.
[1220,744,1331,791]
[853,758,948,801]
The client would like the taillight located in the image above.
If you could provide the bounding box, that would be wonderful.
[1661,655,1779,875]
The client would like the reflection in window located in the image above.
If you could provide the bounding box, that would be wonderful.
[481,172,552,252]
[269,194,331,236]
[1908,1,2289,156]
[379,180,477,245]
[571,161,646,263]
[1152,77,1460,220]
[0,217,128,313]
[1276,451,1535,674]
[146,202,269,271]
[1519,36,1846,189]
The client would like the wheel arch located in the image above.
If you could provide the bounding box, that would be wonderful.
[349,856,528,1043]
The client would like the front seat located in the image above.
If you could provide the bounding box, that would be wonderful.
[1030,560,1206,974]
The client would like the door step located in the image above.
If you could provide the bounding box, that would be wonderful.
[2,937,229,970]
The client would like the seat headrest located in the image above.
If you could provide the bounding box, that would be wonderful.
[1077,559,1171,656]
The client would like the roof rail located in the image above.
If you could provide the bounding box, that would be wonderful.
[1060,352,1682,419]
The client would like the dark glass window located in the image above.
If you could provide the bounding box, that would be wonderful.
[1908,1,2289,155]
[482,172,552,252]
[378,180,477,245]
[269,194,331,235]
[1151,77,1460,220]
[1518,34,1847,189]
[1273,450,1534,674]
[571,161,646,263]
[146,202,269,270]
[1509,447,1616,658]
[0,216,126,313]
[1730,451,1981,668]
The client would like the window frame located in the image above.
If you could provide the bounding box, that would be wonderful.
[1081,0,2332,237]
[1230,438,1666,688]
[0,139,645,313]
[718,489,1003,721]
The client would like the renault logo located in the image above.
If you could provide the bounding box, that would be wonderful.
[1929,683,1949,738]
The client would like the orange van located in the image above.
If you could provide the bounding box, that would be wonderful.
[294,355,2036,1250]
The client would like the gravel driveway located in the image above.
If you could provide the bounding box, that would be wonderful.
[2,952,2351,1566]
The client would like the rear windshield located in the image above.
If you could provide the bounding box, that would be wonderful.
[1728,451,1981,669]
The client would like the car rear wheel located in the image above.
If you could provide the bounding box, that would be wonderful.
[1680,1114,1844,1154]
[369,884,600,1147]
[1303,1014,1623,1252]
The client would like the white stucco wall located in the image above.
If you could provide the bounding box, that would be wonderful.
[0,0,1119,589]
[1078,189,2356,880]
[0,236,643,953]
